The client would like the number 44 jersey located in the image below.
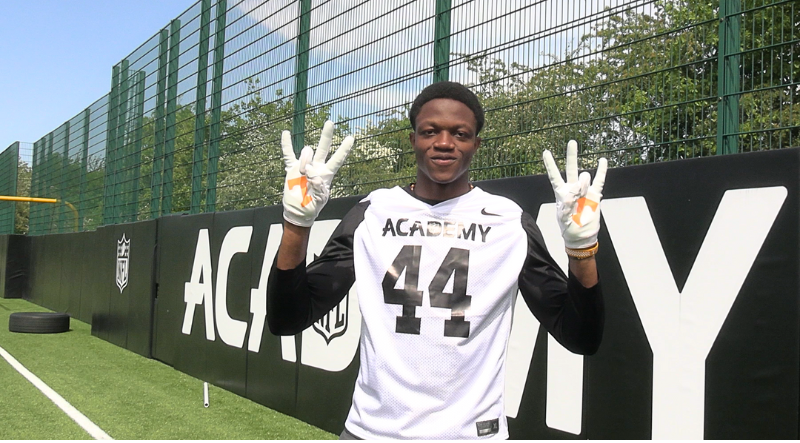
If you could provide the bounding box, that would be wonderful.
[267,186,604,440]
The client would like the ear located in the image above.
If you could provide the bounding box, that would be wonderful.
[475,136,481,150]
[409,131,416,145]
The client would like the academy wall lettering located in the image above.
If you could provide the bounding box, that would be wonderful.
[11,148,799,439]
[174,186,788,439]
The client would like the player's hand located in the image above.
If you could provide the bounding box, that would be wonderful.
[542,140,607,249]
[281,120,354,227]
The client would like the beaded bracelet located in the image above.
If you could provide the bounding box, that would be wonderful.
[565,242,599,260]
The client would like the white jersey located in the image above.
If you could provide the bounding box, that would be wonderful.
[267,185,604,440]
[347,186,526,439]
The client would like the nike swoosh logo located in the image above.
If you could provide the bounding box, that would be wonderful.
[481,208,501,217]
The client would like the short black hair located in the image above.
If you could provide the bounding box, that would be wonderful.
[409,81,485,135]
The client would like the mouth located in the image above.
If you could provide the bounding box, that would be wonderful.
[430,155,457,166]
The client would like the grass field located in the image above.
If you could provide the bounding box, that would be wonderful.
[0,299,335,440]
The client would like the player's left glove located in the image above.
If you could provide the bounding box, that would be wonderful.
[542,140,608,251]
[281,120,354,227]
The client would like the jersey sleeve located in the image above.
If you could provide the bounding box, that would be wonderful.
[517,211,605,355]
[267,201,370,335]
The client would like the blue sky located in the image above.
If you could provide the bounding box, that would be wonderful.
[1,0,194,153]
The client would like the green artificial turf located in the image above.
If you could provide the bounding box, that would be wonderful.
[0,358,90,439]
[0,299,335,440]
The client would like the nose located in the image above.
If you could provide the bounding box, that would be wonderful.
[432,132,455,150]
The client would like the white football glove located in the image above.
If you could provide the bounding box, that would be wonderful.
[542,140,608,249]
[281,120,354,227]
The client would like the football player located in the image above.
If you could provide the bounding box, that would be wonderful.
[268,81,606,440]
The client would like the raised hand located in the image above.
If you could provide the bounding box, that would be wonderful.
[281,120,354,227]
[542,140,607,251]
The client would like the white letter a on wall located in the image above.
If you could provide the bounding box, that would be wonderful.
[182,229,215,340]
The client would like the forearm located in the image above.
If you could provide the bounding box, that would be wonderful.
[520,267,604,355]
[568,256,598,288]
[560,273,604,355]
[267,260,313,335]
[268,203,365,334]
[277,221,310,270]
[269,222,313,334]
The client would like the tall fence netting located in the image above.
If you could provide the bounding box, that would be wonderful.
[9,0,797,235]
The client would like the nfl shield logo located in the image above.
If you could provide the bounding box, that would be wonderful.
[116,234,130,293]
[313,293,348,344]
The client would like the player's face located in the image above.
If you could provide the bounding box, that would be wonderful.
[410,98,481,195]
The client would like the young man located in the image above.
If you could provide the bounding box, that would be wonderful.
[268,81,606,439]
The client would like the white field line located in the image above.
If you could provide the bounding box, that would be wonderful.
[0,344,113,440]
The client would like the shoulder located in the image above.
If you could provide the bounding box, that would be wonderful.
[471,186,523,217]
[361,186,406,203]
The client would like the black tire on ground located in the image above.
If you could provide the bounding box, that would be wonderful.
[8,312,70,334]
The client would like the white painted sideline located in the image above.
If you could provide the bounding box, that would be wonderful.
[0,344,112,440]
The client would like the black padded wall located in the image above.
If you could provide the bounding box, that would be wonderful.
[0,235,8,298]
[125,220,158,358]
[91,226,116,341]
[0,235,29,299]
[205,209,254,397]
[77,230,99,324]
[245,205,299,417]
[19,148,800,439]
[152,212,214,376]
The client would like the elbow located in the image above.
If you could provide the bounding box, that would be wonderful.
[267,315,300,336]
[559,321,604,356]
[575,325,604,356]
[267,309,308,336]
[267,319,284,336]
[564,338,601,356]
[578,338,601,356]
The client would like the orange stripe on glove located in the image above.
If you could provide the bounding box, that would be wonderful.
[572,197,599,227]
[287,176,313,207]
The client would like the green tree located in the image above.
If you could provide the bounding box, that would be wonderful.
[580,0,798,161]
[80,156,106,231]
[337,108,417,196]
[464,0,798,171]
[215,80,350,211]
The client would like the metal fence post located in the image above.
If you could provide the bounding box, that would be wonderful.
[30,140,38,235]
[129,70,145,222]
[59,122,70,233]
[292,0,312,154]
[434,0,452,83]
[79,107,90,231]
[103,64,121,225]
[0,143,20,234]
[717,0,741,155]
[31,138,44,235]
[11,143,18,234]
[151,28,170,219]
[46,132,54,233]
[191,0,212,215]
[205,0,227,213]
[162,19,182,216]
[113,59,131,224]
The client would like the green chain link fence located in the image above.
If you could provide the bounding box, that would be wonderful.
[13,0,799,235]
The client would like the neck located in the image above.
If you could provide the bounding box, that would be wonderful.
[412,175,473,201]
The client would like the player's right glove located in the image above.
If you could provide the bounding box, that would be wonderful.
[281,120,354,227]
[542,140,608,252]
